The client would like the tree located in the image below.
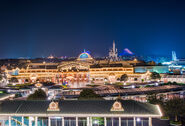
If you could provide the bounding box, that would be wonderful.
[27,89,47,100]
[25,79,29,83]
[9,77,18,83]
[78,89,102,100]
[92,117,104,126]
[150,72,161,80]
[120,74,128,82]
[164,98,185,122]
[117,78,120,81]
[91,78,95,84]
[0,74,2,81]
[147,94,164,105]
[147,94,185,124]
[148,61,156,66]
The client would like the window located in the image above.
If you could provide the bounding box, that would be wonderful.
[78,117,87,126]
[107,117,119,126]
[64,117,76,126]
[121,118,133,126]
[136,118,148,126]
[50,117,62,126]
[38,117,48,126]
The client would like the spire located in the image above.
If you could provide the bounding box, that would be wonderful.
[113,40,115,52]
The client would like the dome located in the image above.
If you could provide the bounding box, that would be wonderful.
[79,53,89,59]
[77,50,93,61]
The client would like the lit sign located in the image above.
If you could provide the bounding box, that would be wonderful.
[47,101,60,111]
[35,83,43,88]
[110,101,124,111]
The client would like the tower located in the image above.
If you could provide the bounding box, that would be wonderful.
[172,51,177,61]
[109,40,118,61]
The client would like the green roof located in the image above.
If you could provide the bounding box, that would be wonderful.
[0,93,13,100]
[0,93,10,98]
[0,100,162,117]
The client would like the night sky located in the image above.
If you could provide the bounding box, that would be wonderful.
[0,0,185,58]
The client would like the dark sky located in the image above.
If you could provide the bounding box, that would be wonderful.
[0,0,185,58]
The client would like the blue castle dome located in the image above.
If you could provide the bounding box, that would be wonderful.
[77,50,93,60]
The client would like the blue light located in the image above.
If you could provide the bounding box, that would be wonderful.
[79,53,89,59]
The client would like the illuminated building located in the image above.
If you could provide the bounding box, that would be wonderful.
[47,55,54,59]
[90,63,134,84]
[90,59,152,84]
[6,61,91,88]
[0,100,162,126]
[109,40,118,61]
[172,51,177,61]
[163,51,185,74]
[4,45,160,87]
[5,51,94,88]
[161,74,185,83]
[134,66,169,74]
[77,50,93,61]
[5,54,153,87]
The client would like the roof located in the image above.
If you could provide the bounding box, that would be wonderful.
[63,85,183,97]
[90,63,126,68]
[49,85,63,89]
[162,74,185,78]
[0,93,15,100]
[0,100,161,117]
[77,51,93,61]
[0,93,10,98]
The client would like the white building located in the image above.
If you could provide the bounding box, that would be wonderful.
[109,40,118,62]
[0,100,162,126]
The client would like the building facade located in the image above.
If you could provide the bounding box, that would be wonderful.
[0,100,162,126]
[161,74,185,83]
[4,50,162,87]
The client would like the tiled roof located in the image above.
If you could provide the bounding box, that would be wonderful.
[0,100,161,116]
[162,75,185,78]
[90,63,125,68]
[63,85,183,97]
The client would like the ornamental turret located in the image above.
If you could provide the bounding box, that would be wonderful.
[109,40,118,61]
